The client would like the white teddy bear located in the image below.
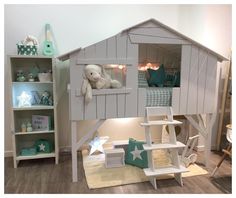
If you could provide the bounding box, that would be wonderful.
[81,64,122,103]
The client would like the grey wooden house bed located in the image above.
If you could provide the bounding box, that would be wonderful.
[58,19,227,183]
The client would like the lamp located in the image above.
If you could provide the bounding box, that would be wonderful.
[17,91,32,107]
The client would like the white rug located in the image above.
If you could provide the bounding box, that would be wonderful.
[82,149,208,189]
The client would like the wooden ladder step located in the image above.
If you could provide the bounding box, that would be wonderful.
[143,165,188,177]
[140,120,182,126]
[143,141,185,150]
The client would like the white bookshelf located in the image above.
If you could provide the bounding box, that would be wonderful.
[8,55,59,168]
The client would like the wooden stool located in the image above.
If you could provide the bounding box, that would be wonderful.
[211,124,232,177]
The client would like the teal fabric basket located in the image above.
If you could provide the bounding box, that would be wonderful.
[20,147,37,156]
[35,139,53,153]
[17,44,38,55]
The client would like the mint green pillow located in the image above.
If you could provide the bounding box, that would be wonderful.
[125,138,148,168]
[147,64,166,87]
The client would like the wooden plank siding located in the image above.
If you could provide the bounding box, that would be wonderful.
[129,27,185,40]
[187,46,199,114]
[105,95,117,118]
[137,88,146,117]
[204,54,217,113]
[179,45,191,114]
[129,34,190,45]
[172,88,180,115]
[69,53,85,121]
[117,94,126,118]
[197,49,208,113]
[96,95,106,119]
[84,96,97,120]
[178,45,218,115]
[125,36,138,117]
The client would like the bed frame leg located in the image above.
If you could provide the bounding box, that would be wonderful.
[71,121,78,182]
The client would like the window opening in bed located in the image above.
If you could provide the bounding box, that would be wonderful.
[138,44,181,88]
[103,64,127,87]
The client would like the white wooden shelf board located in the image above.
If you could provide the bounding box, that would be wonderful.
[15,130,54,135]
[13,105,54,110]
[140,120,182,126]
[16,152,55,160]
[143,165,188,177]
[9,55,53,59]
[12,81,53,84]
[143,141,185,150]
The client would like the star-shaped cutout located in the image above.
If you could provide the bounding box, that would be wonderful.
[89,136,109,155]
[38,143,46,151]
[130,146,144,160]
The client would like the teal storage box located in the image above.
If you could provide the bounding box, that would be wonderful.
[20,147,37,156]
[35,139,53,153]
[17,44,38,55]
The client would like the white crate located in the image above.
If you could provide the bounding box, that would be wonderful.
[104,148,125,168]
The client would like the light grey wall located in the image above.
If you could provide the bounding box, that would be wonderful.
[4,4,231,155]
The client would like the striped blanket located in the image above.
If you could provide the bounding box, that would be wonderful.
[146,87,172,107]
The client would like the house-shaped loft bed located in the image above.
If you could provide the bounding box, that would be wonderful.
[58,19,227,182]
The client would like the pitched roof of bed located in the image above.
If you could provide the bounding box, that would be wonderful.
[122,18,228,62]
[57,47,81,61]
[57,18,228,62]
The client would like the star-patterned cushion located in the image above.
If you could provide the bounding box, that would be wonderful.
[35,139,53,153]
[125,138,148,168]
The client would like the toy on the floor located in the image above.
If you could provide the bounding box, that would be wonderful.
[89,136,109,155]
[104,148,125,168]
[181,135,199,167]
[81,64,122,103]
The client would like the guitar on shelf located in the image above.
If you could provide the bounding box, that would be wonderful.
[43,24,54,56]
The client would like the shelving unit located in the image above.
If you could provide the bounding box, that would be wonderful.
[8,55,59,168]
[140,107,188,189]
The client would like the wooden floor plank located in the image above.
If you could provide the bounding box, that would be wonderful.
[4,151,231,194]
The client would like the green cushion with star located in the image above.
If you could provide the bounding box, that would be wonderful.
[35,139,53,153]
[125,138,148,168]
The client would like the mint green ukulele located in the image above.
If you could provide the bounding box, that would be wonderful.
[43,24,54,56]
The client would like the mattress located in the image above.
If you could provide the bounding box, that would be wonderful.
[146,87,172,107]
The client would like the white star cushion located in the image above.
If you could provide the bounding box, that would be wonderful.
[89,136,109,155]
[130,146,144,160]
